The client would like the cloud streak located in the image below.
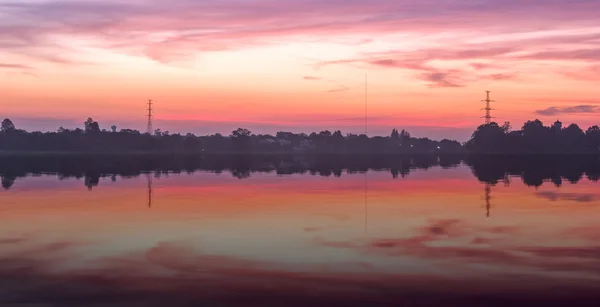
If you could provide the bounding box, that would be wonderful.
[536,191,600,202]
[325,86,350,93]
[0,63,32,69]
[2,0,600,64]
[315,218,600,277]
[420,71,463,88]
[535,105,600,116]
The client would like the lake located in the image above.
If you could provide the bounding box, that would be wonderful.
[1,155,599,306]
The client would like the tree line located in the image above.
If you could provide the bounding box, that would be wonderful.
[1,117,599,154]
[466,120,600,154]
[0,118,462,154]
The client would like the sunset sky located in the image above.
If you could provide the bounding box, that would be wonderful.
[1,0,600,140]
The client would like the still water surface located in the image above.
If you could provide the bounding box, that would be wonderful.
[1,162,599,306]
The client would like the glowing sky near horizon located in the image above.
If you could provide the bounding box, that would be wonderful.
[1,0,600,140]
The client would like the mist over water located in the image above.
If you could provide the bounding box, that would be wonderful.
[1,155,599,306]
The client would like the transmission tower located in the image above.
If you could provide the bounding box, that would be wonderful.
[481,91,495,124]
[146,100,153,134]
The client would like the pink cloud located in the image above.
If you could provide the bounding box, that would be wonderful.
[517,48,600,62]
[2,0,600,65]
[419,71,464,88]
[314,218,600,276]
[470,63,496,70]
[303,227,322,232]
[480,73,518,81]
[325,85,350,93]
[0,63,32,69]
[318,45,528,87]
[560,65,600,81]
[2,234,600,306]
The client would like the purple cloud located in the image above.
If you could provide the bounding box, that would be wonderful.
[480,73,517,81]
[535,105,600,116]
[420,71,464,88]
[1,0,600,64]
[0,63,32,69]
[518,48,600,62]
[536,191,600,202]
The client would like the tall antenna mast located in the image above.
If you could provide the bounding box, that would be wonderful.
[147,100,153,134]
[364,72,368,233]
[481,91,495,124]
[365,73,367,135]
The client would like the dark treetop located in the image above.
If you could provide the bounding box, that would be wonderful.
[1,117,599,154]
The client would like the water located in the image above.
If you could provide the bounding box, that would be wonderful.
[1,155,599,306]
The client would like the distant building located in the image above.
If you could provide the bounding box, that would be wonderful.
[553,120,562,131]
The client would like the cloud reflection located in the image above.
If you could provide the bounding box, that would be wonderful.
[1,234,600,306]
[536,191,600,203]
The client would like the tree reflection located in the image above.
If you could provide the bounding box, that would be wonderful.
[464,155,600,187]
[1,174,16,190]
[0,154,599,190]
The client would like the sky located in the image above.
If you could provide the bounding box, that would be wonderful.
[1,0,600,141]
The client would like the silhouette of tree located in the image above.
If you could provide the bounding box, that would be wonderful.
[466,123,506,153]
[231,128,251,139]
[559,123,586,152]
[84,118,100,133]
[0,117,598,154]
[587,125,600,135]
[184,134,202,151]
[331,130,344,151]
[586,125,600,151]
[400,129,410,145]
[463,119,600,154]
[230,128,252,150]
[501,121,511,133]
[521,119,551,152]
[1,119,15,132]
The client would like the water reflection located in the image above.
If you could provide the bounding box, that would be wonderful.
[0,154,599,306]
[1,154,599,190]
